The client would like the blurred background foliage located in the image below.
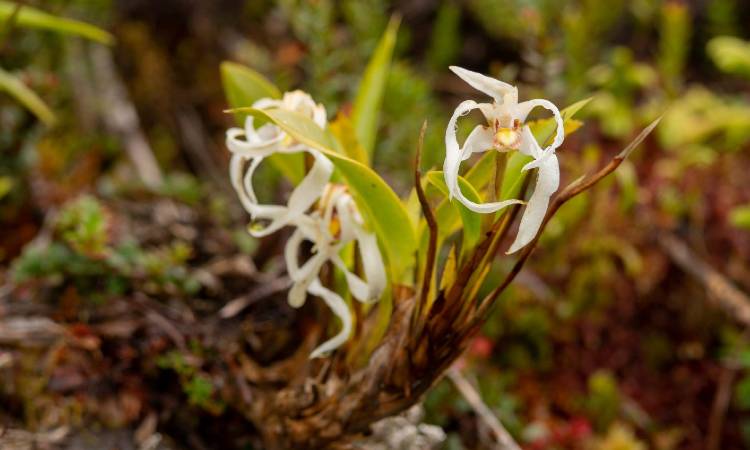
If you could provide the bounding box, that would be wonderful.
[3,0,750,449]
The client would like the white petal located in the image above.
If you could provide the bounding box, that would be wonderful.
[252,97,283,110]
[513,99,565,153]
[461,125,494,161]
[226,126,283,157]
[308,279,352,359]
[284,228,328,308]
[286,150,334,218]
[518,126,542,160]
[445,100,524,214]
[506,154,559,254]
[444,99,480,200]
[354,229,386,301]
[450,66,517,104]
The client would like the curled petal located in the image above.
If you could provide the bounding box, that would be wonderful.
[518,126,542,160]
[445,99,479,200]
[238,149,333,238]
[284,227,329,308]
[226,118,284,157]
[506,153,560,254]
[308,279,352,359]
[444,100,524,214]
[450,66,517,104]
[514,99,564,153]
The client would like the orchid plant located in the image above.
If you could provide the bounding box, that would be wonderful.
[220,18,659,448]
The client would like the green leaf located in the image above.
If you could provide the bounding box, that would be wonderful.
[220,62,304,183]
[328,113,369,164]
[221,62,281,122]
[426,171,481,251]
[0,1,113,45]
[0,67,55,126]
[352,16,400,160]
[707,36,750,80]
[239,107,416,281]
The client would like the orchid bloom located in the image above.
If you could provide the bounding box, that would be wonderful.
[225,90,386,358]
[226,90,332,237]
[444,66,564,253]
[285,184,386,358]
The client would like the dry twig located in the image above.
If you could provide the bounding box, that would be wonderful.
[91,46,163,189]
[447,367,521,450]
[659,233,750,327]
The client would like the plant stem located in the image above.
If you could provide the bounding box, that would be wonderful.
[413,121,437,333]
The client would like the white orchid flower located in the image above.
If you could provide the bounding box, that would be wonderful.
[225,90,386,358]
[444,66,564,253]
[285,184,386,359]
[226,90,332,237]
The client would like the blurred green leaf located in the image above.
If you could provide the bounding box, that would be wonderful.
[221,61,281,121]
[221,61,304,183]
[708,36,750,79]
[0,176,12,200]
[352,16,400,161]
[328,113,368,164]
[239,107,416,281]
[426,2,461,69]
[0,67,55,126]
[0,1,113,44]
[729,205,750,230]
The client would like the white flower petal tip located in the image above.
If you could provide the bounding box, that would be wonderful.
[505,154,560,254]
[307,280,353,359]
[449,66,517,102]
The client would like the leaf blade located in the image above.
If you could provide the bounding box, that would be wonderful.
[352,16,400,160]
[0,67,55,126]
[0,1,113,45]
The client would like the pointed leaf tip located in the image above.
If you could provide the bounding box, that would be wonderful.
[617,117,662,159]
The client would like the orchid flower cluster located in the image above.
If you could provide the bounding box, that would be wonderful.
[444,66,564,253]
[226,91,386,359]
[225,67,566,359]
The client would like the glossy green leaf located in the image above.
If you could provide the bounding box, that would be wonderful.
[220,62,304,183]
[0,67,55,126]
[352,16,400,161]
[0,1,113,45]
[237,107,416,281]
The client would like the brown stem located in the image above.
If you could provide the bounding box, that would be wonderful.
[414,121,437,319]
